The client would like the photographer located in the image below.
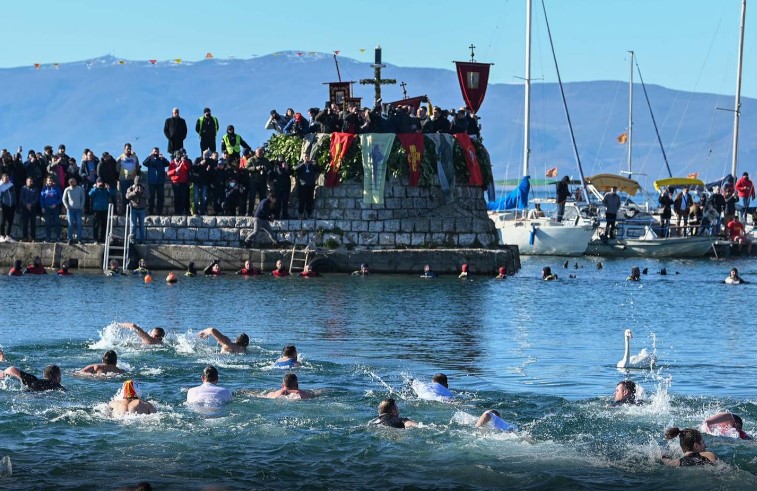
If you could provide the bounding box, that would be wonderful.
[143,147,170,215]
[88,177,110,243]
[245,147,270,215]
[264,109,288,134]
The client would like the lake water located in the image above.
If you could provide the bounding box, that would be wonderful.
[1,256,756,490]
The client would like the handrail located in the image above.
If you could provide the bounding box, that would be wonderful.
[123,204,132,271]
[102,203,114,271]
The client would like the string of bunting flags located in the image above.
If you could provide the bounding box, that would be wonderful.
[30,49,382,70]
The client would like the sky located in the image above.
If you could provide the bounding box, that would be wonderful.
[4,0,757,98]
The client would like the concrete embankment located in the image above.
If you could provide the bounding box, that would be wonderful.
[0,242,518,275]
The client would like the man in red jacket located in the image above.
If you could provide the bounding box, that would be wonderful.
[167,151,190,215]
[734,171,755,222]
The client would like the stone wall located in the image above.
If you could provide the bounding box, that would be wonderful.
[10,178,499,250]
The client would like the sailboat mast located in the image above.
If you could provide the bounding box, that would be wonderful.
[731,0,746,177]
[522,0,532,178]
[627,50,634,178]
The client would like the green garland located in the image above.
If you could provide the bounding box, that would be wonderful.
[264,133,493,188]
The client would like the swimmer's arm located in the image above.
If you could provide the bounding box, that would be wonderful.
[0,349,4,362]
[264,389,283,399]
[76,364,97,375]
[2,366,23,382]
[701,451,718,463]
[476,412,493,428]
[661,455,680,467]
[704,412,736,430]
[120,323,155,344]
[198,327,234,350]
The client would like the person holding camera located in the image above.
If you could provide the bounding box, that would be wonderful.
[143,147,170,215]
[88,177,111,243]
[245,147,270,215]
[125,175,147,244]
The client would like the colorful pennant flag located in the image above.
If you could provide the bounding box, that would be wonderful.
[334,50,340,55]
[205,52,213,59]
[148,60,157,65]
[174,58,182,64]
[34,63,40,70]
[546,167,558,178]
[118,60,125,65]
[687,172,699,179]
[616,132,628,144]
[53,63,59,69]
[359,48,366,53]
[296,51,303,56]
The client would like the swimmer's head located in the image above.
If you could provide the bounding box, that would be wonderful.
[498,266,506,276]
[33,256,42,267]
[102,350,118,365]
[378,398,398,416]
[487,409,501,418]
[60,261,69,272]
[282,345,297,358]
[187,262,196,273]
[151,328,165,340]
[139,259,147,268]
[276,259,284,270]
[121,380,140,399]
[664,427,705,453]
[734,415,744,430]
[235,333,249,347]
[244,260,251,270]
[166,272,177,283]
[542,266,552,277]
[43,365,61,383]
[424,264,431,273]
[614,380,636,402]
[461,263,468,273]
[432,373,449,388]
[731,268,739,277]
[202,365,219,383]
[283,373,299,389]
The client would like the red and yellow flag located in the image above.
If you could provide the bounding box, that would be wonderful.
[326,133,356,187]
[398,133,425,186]
[546,167,558,178]
[617,132,628,144]
[687,172,699,179]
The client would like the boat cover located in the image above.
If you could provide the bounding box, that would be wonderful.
[487,176,530,211]
[653,177,705,192]
[586,174,640,196]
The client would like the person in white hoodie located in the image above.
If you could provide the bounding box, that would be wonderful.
[62,177,85,244]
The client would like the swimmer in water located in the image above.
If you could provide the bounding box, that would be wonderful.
[204,259,223,276]
[118,323,165,345]
[495,266,507,280]
[264,373,313,399]
[725,267,746,284]
[662,427,718,467]
[352,263,370,276]
[542,266,557,281]
[274,345,301,368]
[1,364,65,391]
[420,264,438,278]
[458,264,469,279]
[184,262,197,277]
[236,260,260,276]
[627,266,641,281]
[612,380,641,406]
[428,373,454,399]
[109,380,156,416]
[197,327,249,354]
[186,365,232,406]
[476,409,518,432]
[166,272,178,283]
[77,350,125,376]
[272,259,290,277]
[132,259,150,275]
[369,398,417,428]
[702,412,752,440]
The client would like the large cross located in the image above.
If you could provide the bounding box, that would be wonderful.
[469,43,476,62]
[400,81,408,99]
[360,46,396,103]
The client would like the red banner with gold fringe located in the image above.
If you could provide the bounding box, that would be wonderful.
[326,132,356,187]
[454,62,492,113]
[397,133,425,186]
[453,133,483,186]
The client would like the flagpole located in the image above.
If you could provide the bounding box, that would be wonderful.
[731,0,746,178]
[627,50,634,178]
[522,0,532,179]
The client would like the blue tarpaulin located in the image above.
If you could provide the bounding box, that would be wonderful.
[487,176,531,211]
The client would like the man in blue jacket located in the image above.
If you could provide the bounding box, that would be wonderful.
[143,147,170,215]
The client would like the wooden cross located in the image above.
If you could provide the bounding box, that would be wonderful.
[400,81,408,99]
[469,43,476,62]
[360,46,396,103]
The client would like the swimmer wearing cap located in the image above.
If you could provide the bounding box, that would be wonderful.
[109,380,156,416]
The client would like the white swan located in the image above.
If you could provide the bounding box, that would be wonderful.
[617,329,657,369]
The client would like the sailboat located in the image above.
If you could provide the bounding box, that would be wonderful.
[584,52,715,258]
[487,0,596,256]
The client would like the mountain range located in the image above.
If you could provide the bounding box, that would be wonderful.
[0,52,753,188]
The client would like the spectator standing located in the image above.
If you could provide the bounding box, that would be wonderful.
[19,177,38,242]
[89,178,110,244]
[0,173,16,242]
[39,175,62,242]
[80,149,99,214]
[167,152,190,215]
[97,151,119,209]
[211,153,229,215]
[246,147,270,215]
[295,160,318,219]
[195,107,219,153]
[62,177,85,244]
[125,176,147,244]
[271,156,292,219]
[601,185,622,239]
[658,188,673,237]
[555,176,570,222]
[674,186,693,236]
[191,150,213,215]
[24,150,45,192]
[734,171,755,222]
[709,186,726,236]
[220,125,251,168]
[143,147,170,215]
[163,107,188,155]
[116,143,140,216]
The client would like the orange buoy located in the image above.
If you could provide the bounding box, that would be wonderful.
[144,274,152,283]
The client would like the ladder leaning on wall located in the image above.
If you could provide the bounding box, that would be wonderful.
[102,203,132,273]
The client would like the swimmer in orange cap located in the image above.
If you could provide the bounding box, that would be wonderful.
[109,380,156,416]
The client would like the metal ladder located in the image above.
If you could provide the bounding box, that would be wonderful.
[288,245,312,274]
[102,203,132,272]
